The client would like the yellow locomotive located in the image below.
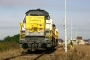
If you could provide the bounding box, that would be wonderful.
[20,9,58,51]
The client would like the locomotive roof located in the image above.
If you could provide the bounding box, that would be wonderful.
[25,8,49,16]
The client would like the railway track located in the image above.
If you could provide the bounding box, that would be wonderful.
[3,52,28,60]
[3,51,45,60]
[33,52,45,60]
[2,46,58,60]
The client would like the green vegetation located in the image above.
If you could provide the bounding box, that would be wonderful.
[3,34,20,43]
[0,34,20,52]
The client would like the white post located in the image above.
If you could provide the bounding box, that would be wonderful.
[64,0,67,52]
[71,19,72,40]
[76,27,77,46]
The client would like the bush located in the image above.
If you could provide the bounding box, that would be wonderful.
[0,34,20,51]
[3,34,20,43]
[0,42,19,51]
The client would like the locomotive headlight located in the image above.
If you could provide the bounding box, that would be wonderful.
[25,30,29,35]
[40,30,44,35]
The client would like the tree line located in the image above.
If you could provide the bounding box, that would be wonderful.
[2,34,20,43]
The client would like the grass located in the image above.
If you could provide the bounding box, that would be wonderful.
[38,45,90,60]
[0,43,90,60]
[53,45,90,60]
[0,48,22,60]
[0,42,19,52]
[0,41,21,60]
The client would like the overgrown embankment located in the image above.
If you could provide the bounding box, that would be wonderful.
[0,34,19,52]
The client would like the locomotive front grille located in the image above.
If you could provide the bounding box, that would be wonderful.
[25,36,45,42]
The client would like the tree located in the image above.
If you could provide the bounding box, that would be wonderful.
[3,34,20,43]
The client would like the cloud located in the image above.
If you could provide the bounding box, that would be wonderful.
[67,6,90,13]
[0,0,60,8]
[0,26,18,30]
[0,21,19,27]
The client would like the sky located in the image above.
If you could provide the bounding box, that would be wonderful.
[0,0,90,40]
